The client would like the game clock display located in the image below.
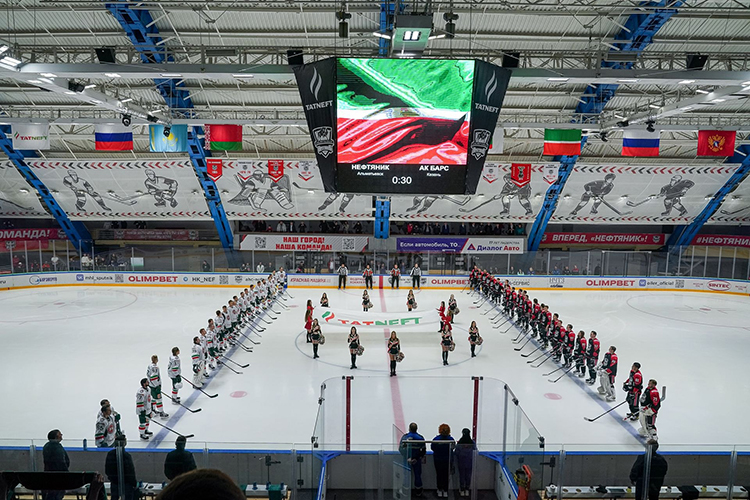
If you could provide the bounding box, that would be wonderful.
[335,58,473,194]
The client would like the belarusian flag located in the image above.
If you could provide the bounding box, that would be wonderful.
[205,124,242,151]
[543,129,582,156]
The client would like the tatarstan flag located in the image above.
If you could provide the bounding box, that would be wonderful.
[205,124,243,151]
[543,129,582,156]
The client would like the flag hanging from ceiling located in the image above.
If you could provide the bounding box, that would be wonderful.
[697,130,736,156]
[149,124,188,152]
[205,124,242,151]
[543,129,581,156]
[11,123,50,150]
[510,163,532,187]
[489,127,504,154]
[621,129,660,157]
[95,123,133,151]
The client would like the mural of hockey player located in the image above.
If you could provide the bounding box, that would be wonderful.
[458,174,533,215]
[228,169,293,210]
[406,195,470,214]
[569,173,627,216]
[626,175,695,217]
[144,169,178,208]
[316,193,356,213]
[63,170,111,211]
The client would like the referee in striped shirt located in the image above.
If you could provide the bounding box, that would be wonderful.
[337,263,348,289]
[410,263,421,289]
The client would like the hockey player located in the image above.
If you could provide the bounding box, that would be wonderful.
[564,324,576,368]
[363,264,374,290]
[570,173,616,216]
[167,347,182,405]
[639,379,661,440]
[63,170,112,212]
[539,305,552,348]
[658,175,694,216]
[221,305,233,339]
[136,378,153,440]
[597,346,618,402]
[98,399,121,436]
[531,299,541,338]
[624,362,644,421]
[390,264,401,289]
[574,331,587,377]
[585,331,600,385]
[95,404,117,448]
[214,310,226,351]
[204,325,217,369]
[144,168,178,208]
[146,355,169,419]
[191,336,205,387]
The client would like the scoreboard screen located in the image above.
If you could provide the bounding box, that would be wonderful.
[335,58,474,194]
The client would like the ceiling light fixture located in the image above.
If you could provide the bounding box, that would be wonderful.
[547,77,569,82]
[120,98,133,103]
[105,73,121,78]
[231,74,254,79]
[428,33,445,40]
[372,31,391,40]
[0,56,21,67]
[695,89,710,94]
[40,73,56,78]
[646,120,655,133]
[678,79,695,84]
[84,84,96,89]
[160,73,182,78]
[618,79,638,83]
[649,103,660,109]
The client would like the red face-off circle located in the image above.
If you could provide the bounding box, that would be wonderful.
[544,393,562,400]
[230,391,247,398]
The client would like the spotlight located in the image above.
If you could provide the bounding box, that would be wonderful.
[67,81,85,93]
[146,115,159,123]
[121,114,132,127]
[646,120,655,133]
[163,126,172,137]
[616,120,629,128]
[599,132,608,142]
[443,12,458,39]
[336,10,351,39]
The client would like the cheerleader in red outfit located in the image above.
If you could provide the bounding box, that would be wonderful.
[437,301,446,332]
[305,299,314,343]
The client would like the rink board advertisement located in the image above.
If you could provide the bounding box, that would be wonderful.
[0,272,747,295]
[395,237,525,254]
[551,164,739,224]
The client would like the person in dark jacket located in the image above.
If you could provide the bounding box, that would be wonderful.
[105,435,138,500]
[42,429,70,500]
[399,422,426,497]
[164,436,197,480]
[155,469,245,500]
[630,440,668,500]
[430,424,455,498]
[454,428,476,497]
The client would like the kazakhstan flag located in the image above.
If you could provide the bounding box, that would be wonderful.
[149,124,188,152]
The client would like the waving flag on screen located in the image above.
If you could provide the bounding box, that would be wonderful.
[205,124,242,151]
[95,124,133,151]
[149,124,188,152]
[622,129,660,157]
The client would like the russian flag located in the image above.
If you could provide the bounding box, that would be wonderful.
[622,129,659,157]
[95,123,133,151]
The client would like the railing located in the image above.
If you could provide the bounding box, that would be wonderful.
[1,240,748,281]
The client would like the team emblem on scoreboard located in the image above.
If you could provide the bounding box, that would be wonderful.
[470,129,491,160]
[312,127,334,158]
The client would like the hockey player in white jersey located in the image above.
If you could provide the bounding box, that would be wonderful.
[168,347,182,404]
[204,326,217,370]
[191,336,205,387]
[213,310,225,351]
[97,399,122,436]
[136,378,153,440]
[146,355,169,419]
[95,404,117,447]
[199,328,212,374]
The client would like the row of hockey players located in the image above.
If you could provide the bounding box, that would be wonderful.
[94,269,287,446]
[469,266,662,440]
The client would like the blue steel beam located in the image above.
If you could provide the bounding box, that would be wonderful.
[527,0,684,251]
[106,3,234,251]
[668,145,750,249]
[0,127,92,253]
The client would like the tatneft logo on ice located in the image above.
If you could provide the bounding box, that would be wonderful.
[29,275,58,285]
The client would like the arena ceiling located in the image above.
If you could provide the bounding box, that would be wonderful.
[1,0,750,161]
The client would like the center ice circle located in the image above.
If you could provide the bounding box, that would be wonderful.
[0,288,138,323]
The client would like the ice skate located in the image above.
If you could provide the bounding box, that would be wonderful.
[140,433,150,440]
[159,411,170,419]
[144,430,153,435]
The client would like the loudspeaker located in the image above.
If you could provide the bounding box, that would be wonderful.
[502,52,520,68]
[95,47,117,64]
[287,49,304,67]
[686,53,708,70]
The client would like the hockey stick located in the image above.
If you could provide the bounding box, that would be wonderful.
[184,379,218,398]
[549,364,576,383]
[260,317,273,325]
[218,360,243,374]
[531,353,555,368]
[293,182,322,192]
[283,289,295,299]
[458,195,500,213]
[164,394,202,413]
[543,364,566,377]
[511,328,526,342]
[527,351,548,364]
[440,195,472,206]
[626,196,656,208]
[719,205,750,215]
[583,401,628,422]
[595,196,633,216]
[150,419,194,439]
[220,355,249,369]
[272,309,282,315]
[521,345,544,358]
[514,336,534,351]
[493,318,510,329]
[502,322,515,334]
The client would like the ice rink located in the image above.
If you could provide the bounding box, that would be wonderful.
[1,283,749,451]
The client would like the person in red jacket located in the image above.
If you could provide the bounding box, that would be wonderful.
[597,346,618,402]
[437,301,446,332]
[639,379,661,440]
[623,362,644,421]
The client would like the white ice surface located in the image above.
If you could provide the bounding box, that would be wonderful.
[1,285,748,451]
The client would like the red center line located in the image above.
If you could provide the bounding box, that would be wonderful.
[380,286,405,432]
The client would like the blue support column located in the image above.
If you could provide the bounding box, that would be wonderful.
[0,127,92,253]
[378,2,401,56]
[669,146,750,249]
[106,2,235,252]
[526,0,683,251]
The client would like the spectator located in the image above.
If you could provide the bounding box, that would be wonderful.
[164,436,197,480]
[630,440,668,500]
[276,221,287,232]
[298,221,307,233]
[105,435,138,500]
[458,223,467,235]
[399,422,426,497]
[553,265,561,275]
[256,262,265,273]
[155,469,245,500]
[42,429,70,500]
[430,424,455,498]
[517,268,525,275]
[572,264,580,274]
[454,428,476,497]
[289,221,296,233]
[353,221,362,234]
[201,260,210,272]
[509,266,515,275]
[563,266,571,275]
[528,267,534,275]
[50,254,60,271]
